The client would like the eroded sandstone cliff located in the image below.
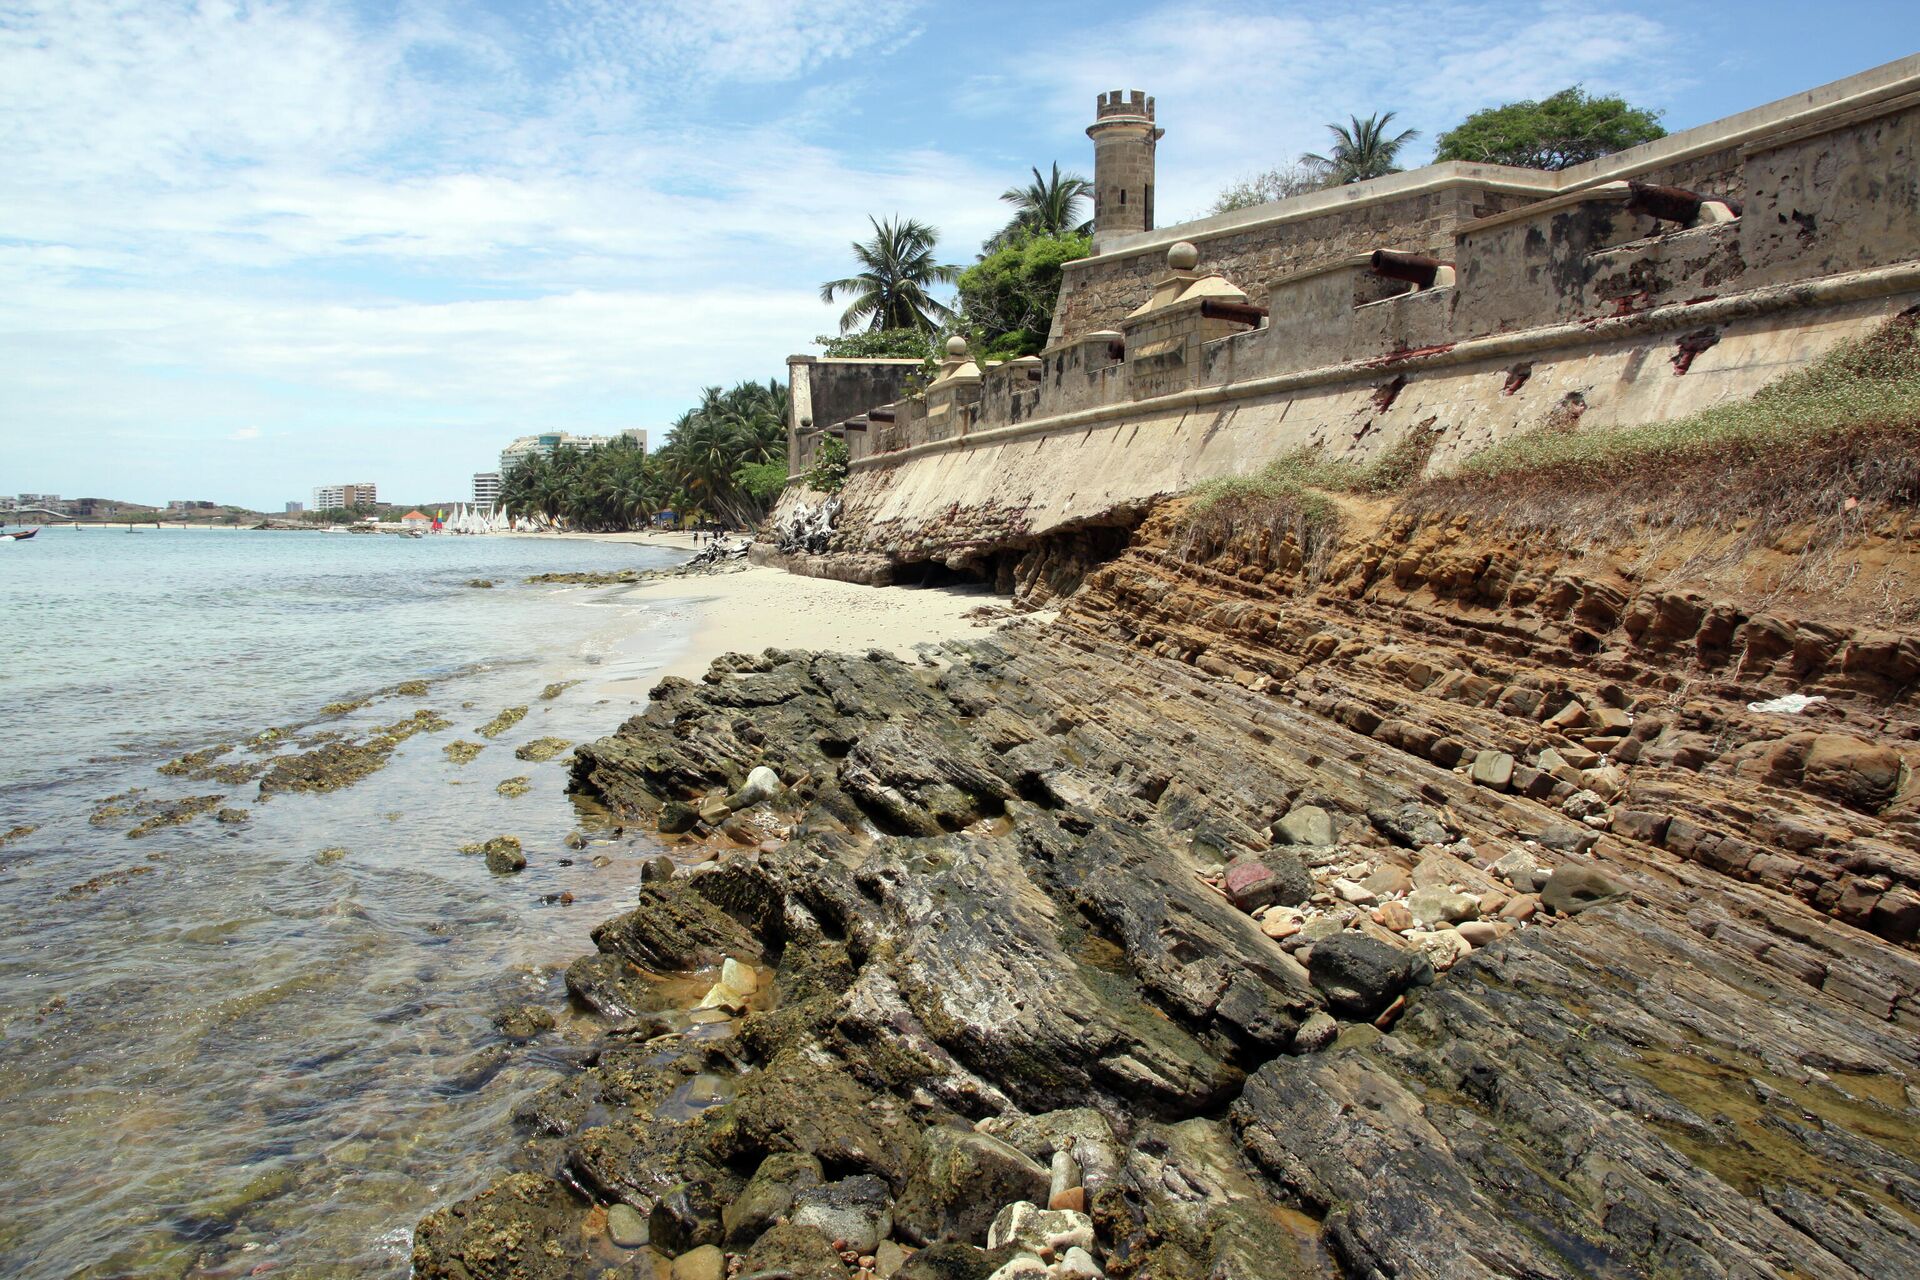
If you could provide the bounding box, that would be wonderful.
[413,479,1919,1280]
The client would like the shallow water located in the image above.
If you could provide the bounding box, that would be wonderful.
[0,527,691,1278]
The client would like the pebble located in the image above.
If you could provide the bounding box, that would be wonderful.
[1332,878,1376,905]
[1500,893,1540,921]
[607,1203,648,1248]
[1459,920,1510,947]
[671,1245,725,1280]
[1372,901,1414,932]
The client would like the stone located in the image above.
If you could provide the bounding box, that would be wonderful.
[607,1202,649,1248]
[1490,848,1540,884]
[1291,1010,1339,1053]
[492,1004,555,1040]
[1048,1186,1086,1213]
[1803,735,1904,810]
[894,1125,1050,1246]
[1372,901,1414,932]
[986,1202,1095,1256]
[1458,920,1510,947]
[792,1173,892,1253]
[658,802,698,834]
[1047,1148,1081,1203]
[1222,853,1311,912]
[1498,893,1540,921]
[1561,789,1610,821]
[1363,862,1412,897]
[1273,804,1334,846]
[720,957,758,995]
[1406,928,1473,971]
[1331,877,1376,905]
[1368,802,1453,849]
[641,854,676,882]
[729,765,785,811]
[876,1241,911,1278]
[485,838,526,874]
[741,1221,847,1280]
[1536,748,1585,788]
[1585,765,1629,800]
[1259,908,1303,939]
[1542,865,1627,916]
[649,1180,722,1255]
[1406,886,1478,927]
[671,1244,725,1280]
[697,794,732,824]
[1470,750,1515,791]
[1307,933,1433,1019]
[896,1241,999,1280]
[724,1151,824,1245]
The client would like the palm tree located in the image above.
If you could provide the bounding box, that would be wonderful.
[991,162,1092,247]
[820,216,959,334]
[1302,112,1418,185]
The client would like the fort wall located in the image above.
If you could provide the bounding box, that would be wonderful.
[778,57,1920,580]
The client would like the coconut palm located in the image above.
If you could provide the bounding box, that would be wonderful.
[990,162,1092,247]
[1302,112,1419,185]
[820,216,959,334]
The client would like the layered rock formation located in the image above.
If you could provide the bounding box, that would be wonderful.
[414,492,1920,1280]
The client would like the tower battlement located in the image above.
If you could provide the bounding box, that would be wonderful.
[1094,89,1154,121]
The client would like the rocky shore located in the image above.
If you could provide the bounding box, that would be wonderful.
[412,499,1920,1280]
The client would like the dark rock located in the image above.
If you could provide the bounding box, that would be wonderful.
[1306,934,1433,1020]
[492,1003,555,1040]
[739,1222,846,1280]
[895,1125,1050,1245]
[648,1180,722,1255]
[640,854,676,883]
[895,1240,1005,1280]
[723,1151,823,1246]
[411,1173,592,1280]
[658,802,698,834]
[1367,802,1454,849]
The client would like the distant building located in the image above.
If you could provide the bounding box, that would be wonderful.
[13,493,66,513]
[498,429,648,475]
[401,510,431,530]
[167,500,215,512]
[472,472,501,505]
[285,501,304,514]
[312,482,377,510]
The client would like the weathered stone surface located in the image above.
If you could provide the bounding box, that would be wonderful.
[1306,934,1432,1019]
[895,1126,1050,1246]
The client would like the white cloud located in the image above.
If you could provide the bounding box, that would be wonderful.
[229,426,262,441]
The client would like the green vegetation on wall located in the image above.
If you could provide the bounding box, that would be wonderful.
[954,230,1092,359]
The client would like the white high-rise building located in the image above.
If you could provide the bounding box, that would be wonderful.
[498,430,649,474]
[472,472,501,505]
[312,482,377,510]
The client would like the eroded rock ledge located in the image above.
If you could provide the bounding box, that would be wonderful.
[415,579,1920,1278]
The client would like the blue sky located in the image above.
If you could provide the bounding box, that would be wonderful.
[1,0,1911,510]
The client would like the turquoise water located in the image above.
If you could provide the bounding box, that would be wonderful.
[0,527,689,1278]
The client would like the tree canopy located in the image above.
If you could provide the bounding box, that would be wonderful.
[1303,112,1418,185]
[819,216,959,333]
[988,162,1092,250]
[498,379,791,532]
[1208,161,1332,214]
[953,229,1092,360]
[1435,87,1665,170]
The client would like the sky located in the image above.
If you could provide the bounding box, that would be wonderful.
[1,1,1912,510]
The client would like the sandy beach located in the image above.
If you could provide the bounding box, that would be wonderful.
[601,561,1005,693]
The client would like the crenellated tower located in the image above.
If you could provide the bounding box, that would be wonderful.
[1087,90,1163,245]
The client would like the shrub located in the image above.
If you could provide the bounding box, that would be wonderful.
[805,435,850,494]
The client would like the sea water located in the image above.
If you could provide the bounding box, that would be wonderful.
[0,527,688,1278]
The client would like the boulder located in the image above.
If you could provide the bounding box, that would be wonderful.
[1542,866,1627,916]
[986,1202,1096,1256]
[1307,933,1433,1019]
[894,1125,1051,1245]
[1367,802,1453,849]
[607,1202,648,1249]
[728,765,785,811]
[897,1241,1005,1280]
[723,1151,823,1245]
[671,1246,725,1280]
[1223,854,1311,912]
[640,854,676,882]
[1406,886,1479,927]
[1273,804,1334,847]
[1470,750,1514,791]
[1291,1010,1339,1053]
[1363,862,1413,897]
[1803,735,1904,811]
[740,1222,846,1280]
[658,802,698,835]
[1372,901,1414,932]
[1406,928,1473,972]
[649,1180,722,1255]
[791,1173,893,1253]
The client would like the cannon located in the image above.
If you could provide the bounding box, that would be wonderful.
[1199,298,1269,326]
[1626,181,1744,227]
[1369,249,1453,290]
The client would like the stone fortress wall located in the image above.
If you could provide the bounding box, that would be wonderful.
[783,56,1920,572]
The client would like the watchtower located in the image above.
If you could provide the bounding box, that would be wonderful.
[1087,90,1163,245]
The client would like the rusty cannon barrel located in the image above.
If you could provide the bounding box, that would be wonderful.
[1626,181,1744,226]
[1369,249,1453,289]
[1199,298,1269,326]
[866,407,896,423]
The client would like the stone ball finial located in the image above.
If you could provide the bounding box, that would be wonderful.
[1167,241,1199,271]
[946,335,969,358]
